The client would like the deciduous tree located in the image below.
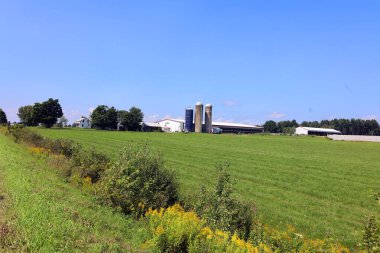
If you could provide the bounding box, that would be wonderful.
[0,108,7,125]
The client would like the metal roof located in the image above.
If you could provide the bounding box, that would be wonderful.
[156,118,185,123]
[298,127,341,134]
[154,118,263,129]
[212,121,263,129]
[143,122,161,127]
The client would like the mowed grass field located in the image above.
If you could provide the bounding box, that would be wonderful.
[36,128,380,247]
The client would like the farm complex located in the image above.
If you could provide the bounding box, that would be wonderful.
[142,102,264,134]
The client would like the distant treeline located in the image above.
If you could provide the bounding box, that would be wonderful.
[17,98,144,131]
[264,119,380,136]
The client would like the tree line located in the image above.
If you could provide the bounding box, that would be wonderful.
[16,98,144,131]
[90,105,143,131]
[264,118,380,136]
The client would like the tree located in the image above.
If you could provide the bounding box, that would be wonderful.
[91,105,118,130]
[106,107,118,129]
[0,108,7,125]
[57,116,68,127]
[18,105,38,126]
[124,107,143,131]
[117,110,129,130]
[264,120,277,133]
[277,120,298,133]
[33,98,63,128]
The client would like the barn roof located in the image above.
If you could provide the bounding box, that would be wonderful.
[297,127,341,134]
[212,122,263,129]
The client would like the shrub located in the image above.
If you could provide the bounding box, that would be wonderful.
[101,143,178,217]
[70,147,110,183]
[43,138,77,158]
[8,125,44,145]
[249,220,350,252]
[145,204,267,253]
[194,163,253,240]
[361,215,380,252]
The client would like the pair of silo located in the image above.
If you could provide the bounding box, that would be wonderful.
[185,102,212,133]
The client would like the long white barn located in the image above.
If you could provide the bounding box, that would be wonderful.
[296,127,341,136]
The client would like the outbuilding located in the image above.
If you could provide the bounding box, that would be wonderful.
[295,127,341,136]
[141,122,162,132]
[212,122,264,134]
[156,119,184,132]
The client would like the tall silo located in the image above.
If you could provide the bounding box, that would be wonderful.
[205,104,212,133]
[194,102,203,133]
[185,108,194,132]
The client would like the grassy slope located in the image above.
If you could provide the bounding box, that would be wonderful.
[37,128,380,247]
[0,134,145,252]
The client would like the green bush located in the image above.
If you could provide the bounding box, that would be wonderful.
[194,163,253,240]
[43,138,77,158]
[8,125,44,146]
[70,147,110,183]
[101,143,178,217]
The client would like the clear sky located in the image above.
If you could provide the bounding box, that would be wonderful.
[1,0,379,125]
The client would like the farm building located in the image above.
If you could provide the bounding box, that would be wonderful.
[156,119,184,132]
[73,116,91,128]
[295,127,341,136]
[140,122,162,132]
[212,122,264,134]
[143,118,263,134]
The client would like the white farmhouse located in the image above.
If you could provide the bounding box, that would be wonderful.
[74,116,91,128]
[156,119,184,132]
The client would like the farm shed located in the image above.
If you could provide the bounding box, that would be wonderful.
[141,122,162,132]
[212,122,264,134]
[73,116,91,128]
[296,127,341,136]
[156,119,184,132]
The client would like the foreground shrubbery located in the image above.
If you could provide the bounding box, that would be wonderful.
[6,126,178,217]
[101,144,178,217]
[194,163,253,240]
[145,204,351,253]
[145,204,266,253]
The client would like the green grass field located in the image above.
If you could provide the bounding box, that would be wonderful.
[0,134,145,252]
[36,128,380,248]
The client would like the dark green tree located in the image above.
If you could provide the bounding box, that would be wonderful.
[18,105,38,126]
[33,98,63,128]
[123,107,144,131]
[264,120,277,133]
[91,105,118,130]
[0,108,7,125]
[106,107,118,129]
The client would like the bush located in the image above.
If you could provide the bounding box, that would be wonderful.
[194,163,253,240]
[249,220,349,252]
[101,143,178,217]
[43,138,77,158]
[8,125,45,146]
[145,204,266,253]
[361,215,380,252]
[70,147,110,183]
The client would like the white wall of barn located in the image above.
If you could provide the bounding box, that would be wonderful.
[157,120,183,132]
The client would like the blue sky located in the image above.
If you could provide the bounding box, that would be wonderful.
[1,1,379,125]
